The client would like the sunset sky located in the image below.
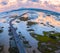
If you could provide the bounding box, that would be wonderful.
[0,0,60,12]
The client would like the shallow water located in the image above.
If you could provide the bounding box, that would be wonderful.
[0,10,60,53]
[0,23,9,53]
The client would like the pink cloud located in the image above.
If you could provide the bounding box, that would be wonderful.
[0,0,60,12]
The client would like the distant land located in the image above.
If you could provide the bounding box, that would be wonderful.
[0,8,60,16]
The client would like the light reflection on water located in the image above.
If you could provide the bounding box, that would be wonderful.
[0,22,18,53]
[0,23,9,53]
[0,11,60,53]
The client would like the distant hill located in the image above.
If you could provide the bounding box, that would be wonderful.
[0,8,60,16]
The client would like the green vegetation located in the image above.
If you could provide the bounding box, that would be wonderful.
[32,31,60,43]
[27,21,37,26]
[0,30,3,33]
[40,23,46,26]
[50,33,60,37]
[0,45,4,52]
[23,41,29,44]
[33,34,58,43]
[8,29,12,32]
[28,29,34,31]
[33,50,36,53]
[9,37,14,40]
[8,32,13,36]
[1,27,4,28]
[30,31,60,53]
[9,47,19,53]
[16,21,20,23]
[43,31,49,36]
[19,17,28,21]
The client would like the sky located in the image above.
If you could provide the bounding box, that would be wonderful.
[0,0,60,12]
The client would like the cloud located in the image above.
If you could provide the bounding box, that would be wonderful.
[20,0,27,3]
[0,0,60,12]
[1,1,7,5]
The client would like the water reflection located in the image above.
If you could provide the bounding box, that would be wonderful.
[9,36,19,53]
[0,23,9,53]
[0,11,60,53]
